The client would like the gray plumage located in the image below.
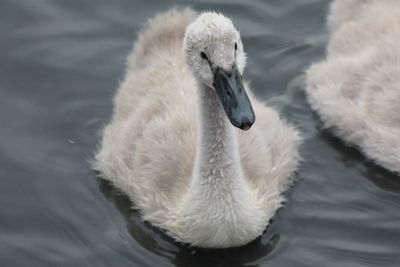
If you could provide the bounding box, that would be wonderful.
[95,8,301,248]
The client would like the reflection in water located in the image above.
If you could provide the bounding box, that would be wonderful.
[363,166,400,193]
[98,178,279,267]
[317,126,400,193]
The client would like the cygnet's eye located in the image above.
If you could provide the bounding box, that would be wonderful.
[200,52,208,60]
[234,42,237,51]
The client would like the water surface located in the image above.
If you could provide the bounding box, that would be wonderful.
[1,0,400,266]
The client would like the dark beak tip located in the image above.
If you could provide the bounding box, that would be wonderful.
[238,116,254,131]
[240,125,252,131]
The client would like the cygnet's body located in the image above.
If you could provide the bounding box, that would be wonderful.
[95,8,301,248]
[306,0,400,173]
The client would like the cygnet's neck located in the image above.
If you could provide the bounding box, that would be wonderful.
[191,82,246,193]
[178,80,261,248]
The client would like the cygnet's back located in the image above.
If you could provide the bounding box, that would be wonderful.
[96,8,198,211]
[306,0,400,173]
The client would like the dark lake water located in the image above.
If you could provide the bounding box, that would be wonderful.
[1,0,400,266]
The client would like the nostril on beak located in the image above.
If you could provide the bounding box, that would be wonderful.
[240,116,253,130]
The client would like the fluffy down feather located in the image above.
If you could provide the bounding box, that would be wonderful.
[306,0,400,173]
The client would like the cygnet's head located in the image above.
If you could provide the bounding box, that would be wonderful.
[184,12,255,130]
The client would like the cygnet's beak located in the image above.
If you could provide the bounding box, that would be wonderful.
[213,63,255,130]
